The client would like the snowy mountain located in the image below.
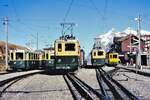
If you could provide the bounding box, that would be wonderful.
[97,27,150,48]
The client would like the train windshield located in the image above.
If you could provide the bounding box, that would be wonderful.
[113,54,117,58]
[51,56,54,59]
[65,43,75,51]
[98,51,103,56]
[16,53,23,60]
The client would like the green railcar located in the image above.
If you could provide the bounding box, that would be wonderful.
[9,50,39,71]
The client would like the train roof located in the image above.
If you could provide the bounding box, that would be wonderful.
[55,35,79,43]
[92,48,105,51]
[9,49,40,53]
[55,38,79,43]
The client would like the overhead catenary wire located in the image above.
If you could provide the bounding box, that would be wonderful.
[63,0,74,22]
[88,0,103,18]
[102,0,108,32]
[11,0,20,21]
[88,0,108,32]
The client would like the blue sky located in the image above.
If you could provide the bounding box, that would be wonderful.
[0,0,150,55]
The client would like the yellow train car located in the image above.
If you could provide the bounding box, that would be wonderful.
[54,35,81,71]
[91,49,106,66]
[105,52,120,66]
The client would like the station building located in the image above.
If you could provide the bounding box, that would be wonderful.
[114,34,150,66]
[0,41,29,71]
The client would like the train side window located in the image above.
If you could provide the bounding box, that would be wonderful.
[113,55,117,58]
[46,53,48,60]
[58,43,62,52]
[94,52,96,56]
[32,53,34,60]
[98,51,103,56]
[11,53,13,60]
[16,53,23,60]
[65,43,75,51]
[29,53,30,60]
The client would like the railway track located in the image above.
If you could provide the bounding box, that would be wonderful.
[96,68,139,100]
[63,73,104,100]
[0,70,44,98]
[0,70,44,86]
[0,75,30,97]
[116,66,150,77]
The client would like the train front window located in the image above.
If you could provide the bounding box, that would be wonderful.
[94,52,96,56]
[58,43,62,52]
[110,55,112,58]
[113,55,117,58]
[65,43,75,51]
[16,53,23,60]
[98,51,103,56]
[51,56,54,59]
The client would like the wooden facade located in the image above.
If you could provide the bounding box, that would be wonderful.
[117,35,145,53]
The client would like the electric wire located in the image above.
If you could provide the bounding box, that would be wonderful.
[63,0,74,22]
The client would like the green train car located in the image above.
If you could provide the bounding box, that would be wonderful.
[42,50,55,70]
[9,50,40,71]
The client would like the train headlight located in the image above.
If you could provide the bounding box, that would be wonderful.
[72,58,75,63]
[14,62,16,64]
[58,59,62,63]
[67,66,70,69]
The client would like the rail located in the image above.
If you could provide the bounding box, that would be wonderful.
[64,73,104,100]
[99,68,139,100]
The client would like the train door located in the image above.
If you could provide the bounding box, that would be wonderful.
[141,55,147,66]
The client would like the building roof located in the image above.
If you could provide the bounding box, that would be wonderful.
[0,41,29,50]
[117,34,144,42]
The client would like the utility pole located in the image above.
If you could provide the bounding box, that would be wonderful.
[3,17,8,70]
[135,15,142,69]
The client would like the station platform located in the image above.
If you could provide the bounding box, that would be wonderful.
[117,65,150,76]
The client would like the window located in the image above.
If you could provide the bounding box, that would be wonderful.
[29,53,31,60]
[46,53,49,60]
[110,55,112,58]
[51,56,54,59]
[94,52,96,56]
[11,53,13,60]
[58,43,62,52]
[16,53,23,60]
[98,51,103,56]
[31,53,33,59]
[65,43,75,51]
[113,54,117,58]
